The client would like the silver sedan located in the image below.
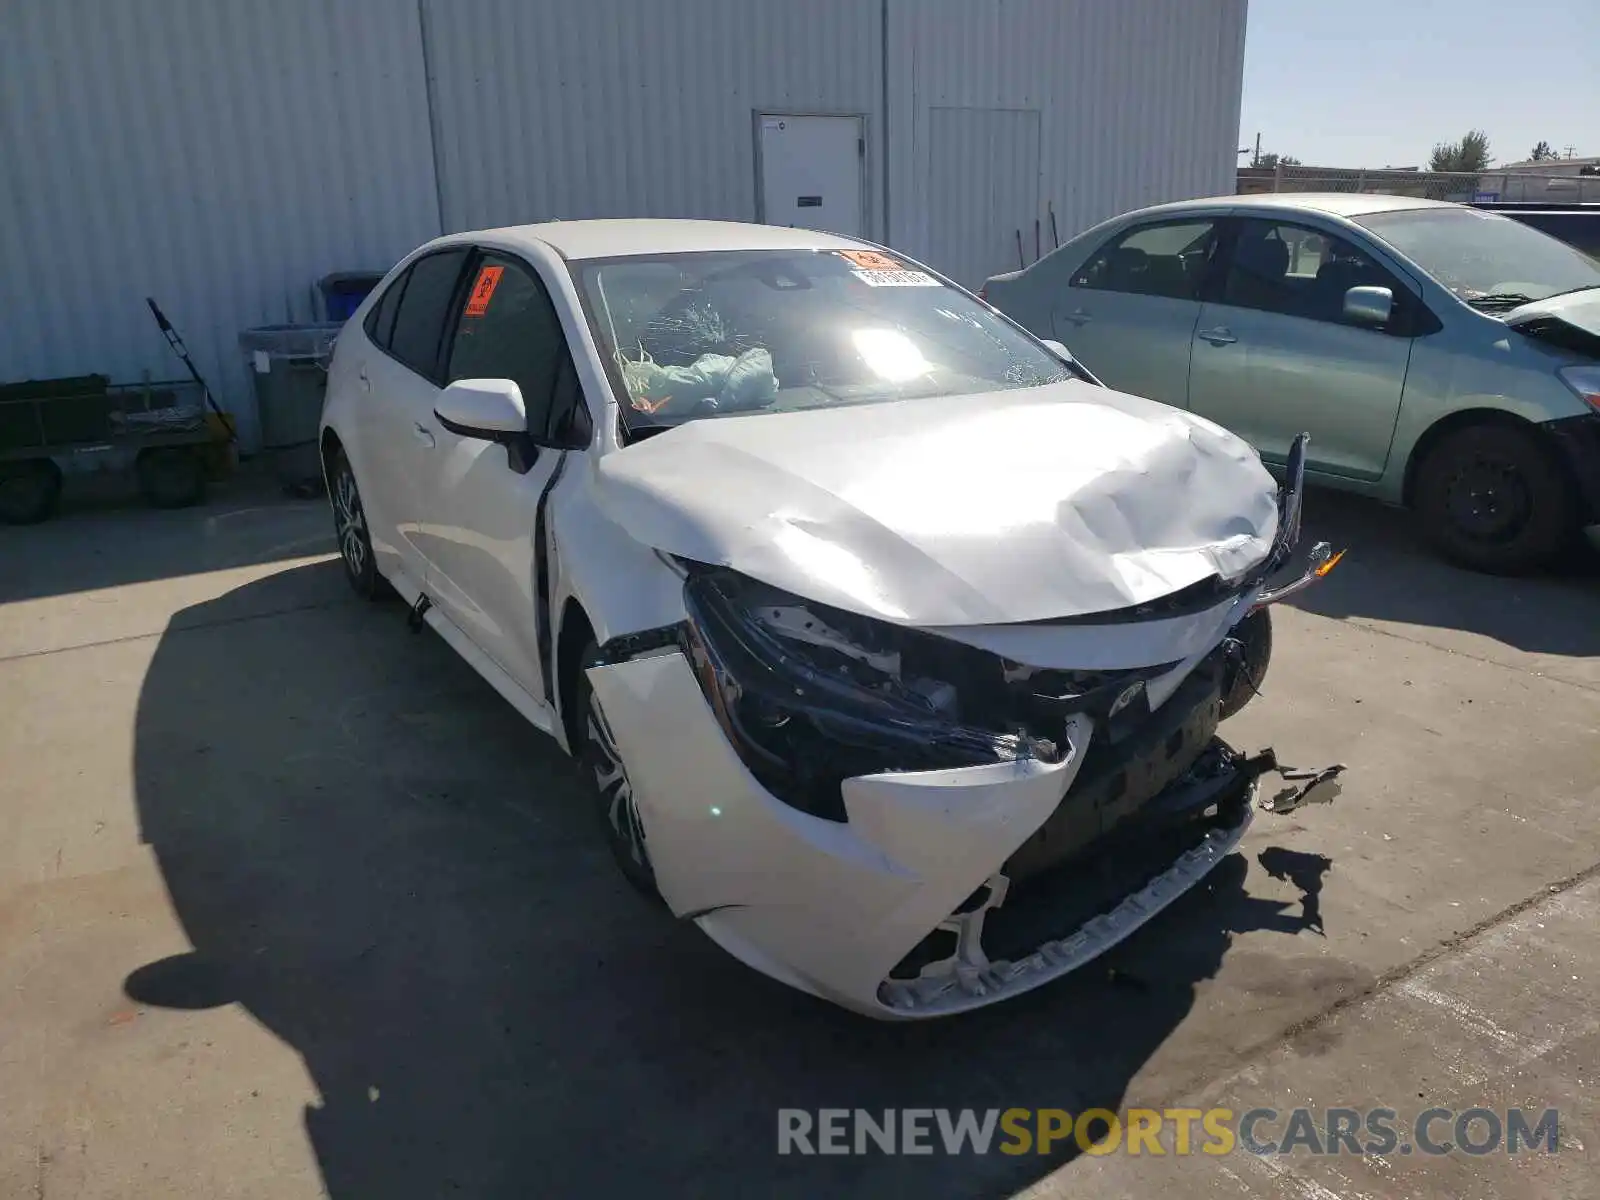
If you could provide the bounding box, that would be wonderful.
[984,194,1600,573]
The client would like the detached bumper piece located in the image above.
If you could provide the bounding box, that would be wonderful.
[876,676,1345,1016]
[879,740,1259,1015]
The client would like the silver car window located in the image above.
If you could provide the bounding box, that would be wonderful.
[1355,207,1600,303]
[1070,220,1218,301]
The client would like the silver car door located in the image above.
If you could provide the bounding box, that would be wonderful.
[1187,218,1417,480]
[1049,218,1218,408]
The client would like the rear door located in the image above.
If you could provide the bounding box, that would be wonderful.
[1051,218,1220,407]
[426,250,588,702]
[357,247,470,585]
[1187,218,1417,479]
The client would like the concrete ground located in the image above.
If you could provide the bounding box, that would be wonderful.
[1,475,1597,1199]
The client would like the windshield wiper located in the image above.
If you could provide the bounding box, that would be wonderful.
[1465,292,1537,312]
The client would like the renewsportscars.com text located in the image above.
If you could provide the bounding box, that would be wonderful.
[777,1106,1561,1157]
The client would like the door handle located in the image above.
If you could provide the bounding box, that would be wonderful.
[1063,308,1093,327]
[1198,326,1237,345]
[413,421,435,448]
[358,367,371,392]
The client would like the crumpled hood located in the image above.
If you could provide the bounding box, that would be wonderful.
[595,382,1279,626]
[1505,289,1600,358]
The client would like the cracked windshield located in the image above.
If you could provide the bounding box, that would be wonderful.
[575,249,1075,429]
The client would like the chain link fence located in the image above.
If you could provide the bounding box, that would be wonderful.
[1238,164,1600,205]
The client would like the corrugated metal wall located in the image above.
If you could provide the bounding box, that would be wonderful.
[887,0,1248,283]
[926,107,1042,288]
[0,0,440,449]
[1,0,1246,448]
[419,0,883,235]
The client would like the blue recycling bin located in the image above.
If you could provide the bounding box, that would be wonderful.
[318,272,385,324]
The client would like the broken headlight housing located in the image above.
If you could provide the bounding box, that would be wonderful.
[679,566,1166,821]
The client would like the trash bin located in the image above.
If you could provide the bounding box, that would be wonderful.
[238,324,343,493]
[318,272,385,324]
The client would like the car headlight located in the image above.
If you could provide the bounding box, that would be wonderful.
[1558,365,1600,413]
[678,566,1165,821]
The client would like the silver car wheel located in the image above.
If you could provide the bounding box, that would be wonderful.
[333,466,368,577]
[587,699,648,869]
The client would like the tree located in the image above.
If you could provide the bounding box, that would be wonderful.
[1255,152,1302,169]
[1429,130,1492,173]
[1529,140,1558,161]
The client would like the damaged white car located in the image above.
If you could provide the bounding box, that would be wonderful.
[319,220,1344,1018]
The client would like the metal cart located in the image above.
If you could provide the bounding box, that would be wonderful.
[0,376,227,524]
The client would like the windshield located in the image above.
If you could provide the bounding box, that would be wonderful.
[1355,207,1600,308]
[573,249,1075,431]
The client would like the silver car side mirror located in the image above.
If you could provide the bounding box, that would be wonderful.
[1343,285,1393,326]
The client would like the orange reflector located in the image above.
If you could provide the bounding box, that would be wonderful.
[1314,548,1347,577]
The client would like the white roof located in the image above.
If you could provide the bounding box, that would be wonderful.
[434,218,870,260]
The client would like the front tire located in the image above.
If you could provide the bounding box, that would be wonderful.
[1413,424,1575,574]
[329,453,384,599]
[577,644,661,901]
[1220,606,1272,721]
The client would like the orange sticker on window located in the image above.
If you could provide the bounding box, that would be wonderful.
[837,249,903,271]
[463,265,504,317]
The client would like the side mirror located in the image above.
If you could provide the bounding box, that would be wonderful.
[1343,285,1393,327]
[435,378,527,441]
[1039,338,1075,361]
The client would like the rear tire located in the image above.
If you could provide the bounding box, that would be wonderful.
[577,642,662,902]
[0,458,62,524]
[1413,424,1574,574]
[329,452,385,600]
[136,447,206,509]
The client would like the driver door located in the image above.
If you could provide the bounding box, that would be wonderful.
[425,250,588,703]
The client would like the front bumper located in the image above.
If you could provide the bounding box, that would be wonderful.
[588,647,1258,1018]
[1542,412,1600,526]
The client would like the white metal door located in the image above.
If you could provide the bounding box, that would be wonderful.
[757,114,864,236]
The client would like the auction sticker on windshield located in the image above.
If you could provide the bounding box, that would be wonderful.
[836,249,939,287]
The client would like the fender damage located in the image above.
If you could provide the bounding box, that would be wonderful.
[586,424,1346,1017]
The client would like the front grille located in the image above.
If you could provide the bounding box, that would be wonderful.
[1002,661,1224,882]
[981,745,1251,963]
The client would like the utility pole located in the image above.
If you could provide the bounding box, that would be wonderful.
[1253,132,1262,168]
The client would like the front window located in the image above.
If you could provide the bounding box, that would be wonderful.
[1355,207,1600,309]
[573,249,1075,432]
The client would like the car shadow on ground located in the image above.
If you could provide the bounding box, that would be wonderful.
[125,562,1329,1199]
[1285,488,1600,658]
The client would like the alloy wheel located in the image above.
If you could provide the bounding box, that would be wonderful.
[333,465,369,578]
[587,697,650,872]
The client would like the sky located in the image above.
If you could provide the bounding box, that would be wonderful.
[1238,0,1600,169]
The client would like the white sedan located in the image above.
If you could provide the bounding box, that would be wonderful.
[319,219,1340,1018]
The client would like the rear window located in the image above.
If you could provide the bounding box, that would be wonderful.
[388,248,469,377]
[573,248,1075,432]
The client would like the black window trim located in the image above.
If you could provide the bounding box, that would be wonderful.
[363,267,410,351]
[443,245,592,450]
[1209,215,1441,337]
